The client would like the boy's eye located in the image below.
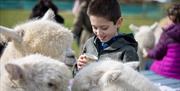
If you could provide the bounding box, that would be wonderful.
[92,26,109,30]
[101,27,108,30]
[92,26,98,30]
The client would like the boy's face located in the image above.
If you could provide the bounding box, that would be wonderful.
[89,15,122,42]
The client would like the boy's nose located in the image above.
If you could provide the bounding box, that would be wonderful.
[96,29,103,36]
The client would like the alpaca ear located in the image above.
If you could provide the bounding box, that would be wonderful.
[89,71,104,86]
[5,63,24,80]
[100,70,121,86]
[150,22,158,31]
[41,9,55,21]
[0,26,22,43]
[124,62,139,69]
[129,24,139,33]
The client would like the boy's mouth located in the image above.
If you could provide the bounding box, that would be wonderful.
[98,36,106,41]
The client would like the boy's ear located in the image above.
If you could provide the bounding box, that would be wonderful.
[115,17,123,27]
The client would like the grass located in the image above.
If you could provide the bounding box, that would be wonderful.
[0,9,162,56]
[0,9,30,28]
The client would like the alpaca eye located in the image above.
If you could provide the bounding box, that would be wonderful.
[47,82,55,88]
[17,29,25,37]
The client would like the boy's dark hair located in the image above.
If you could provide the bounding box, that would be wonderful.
[167,4,180,23]
[87,0,121,24]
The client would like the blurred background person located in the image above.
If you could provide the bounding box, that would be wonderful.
[72,0,94,52]
[29,0,64,24]
[144,4,180,80]
[72,0,80,16]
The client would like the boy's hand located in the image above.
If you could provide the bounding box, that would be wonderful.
[77,54,88,70]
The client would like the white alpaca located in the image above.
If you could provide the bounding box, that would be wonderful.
[129,22,163,70]
[72,59,160,91]
[0,54,72,91]
[0,9,73,64]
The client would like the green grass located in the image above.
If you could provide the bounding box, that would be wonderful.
[0,9,161,56]
[0,9,30,28]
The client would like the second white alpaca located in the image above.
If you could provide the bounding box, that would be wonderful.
[0,54,72,91]
[129,22,163,70]
[72,59,160,91]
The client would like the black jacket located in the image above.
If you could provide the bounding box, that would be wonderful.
[82,33,139,62]
[73,33,139,76]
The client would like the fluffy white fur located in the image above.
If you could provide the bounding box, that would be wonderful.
[129,22,163,70]
[72,59,161,91]
[0,9,73,64]
[0,54,72,91]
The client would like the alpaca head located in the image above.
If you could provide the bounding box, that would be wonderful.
[0,9,73,60]
[129,22,159,50]
[2,54,72,91]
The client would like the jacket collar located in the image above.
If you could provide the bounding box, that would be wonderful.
[93,33,138,51]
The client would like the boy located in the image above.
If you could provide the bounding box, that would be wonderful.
[76,0,139,71]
